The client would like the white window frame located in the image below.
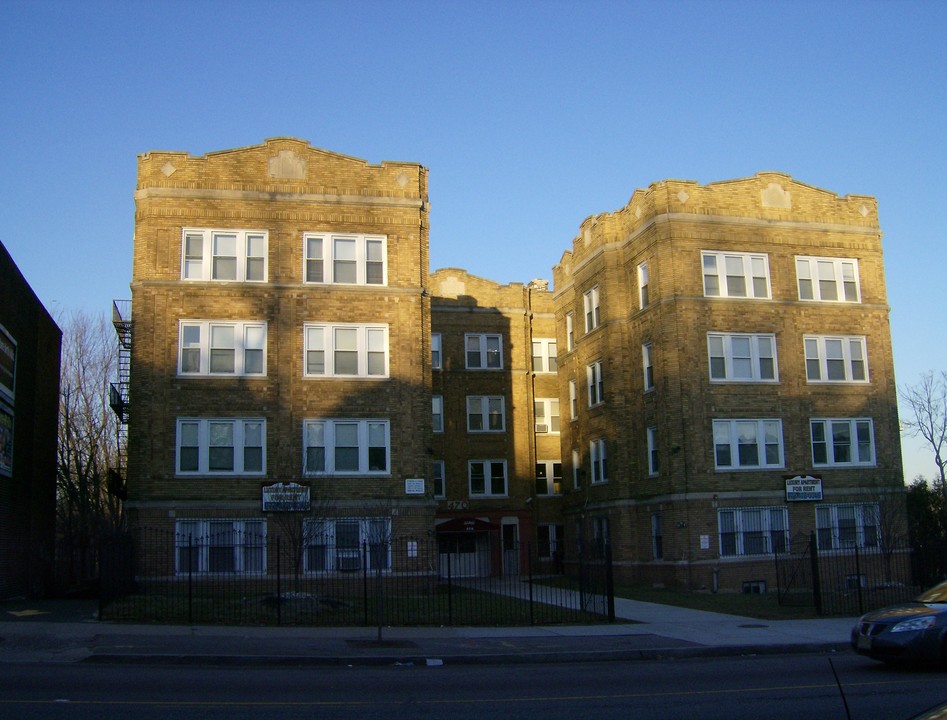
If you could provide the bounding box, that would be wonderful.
[804,335,868,383]
[465,333,503,370]
[707,333,778,383]
[182,228,268,282]
[175,418,266,476]
[647,426,659,476]
[810,418,875,467]
[303,323,389,378]
[178,321,267,377]
[0,324,15,403]
[713,419,784,470]
[590,437,607,484]
[468,460,508,497]
[642,342,654,391]
[718,507,789,557]
[537,524,563,560]
[701,251,771,299]
[302,517,391,573]
[531,338,558,373]
[583,286,601,332]
[431,333,442,370]
[568,379,577,420]
[565,312,574,351]
[816,503,879,550]
[466,395,506,432]
[432,396,444,433]
[534,398,560,434]
[535,460,563,496]
[302,419,390,475]
[795,256,860,303]
[651,513,663,560]
[303,232,387,286]
[638,262,650,309]
[174,519,267,575]
[432,460,445,498]
[587,361,604,407]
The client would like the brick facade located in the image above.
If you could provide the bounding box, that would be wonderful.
[124,141,903,591]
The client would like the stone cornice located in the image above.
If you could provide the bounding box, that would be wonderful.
[135,186,425,209]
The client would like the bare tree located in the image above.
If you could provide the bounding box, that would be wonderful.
[900,370,947,501]
[56,309,125,587]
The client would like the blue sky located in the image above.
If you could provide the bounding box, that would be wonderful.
[1,0,944,483]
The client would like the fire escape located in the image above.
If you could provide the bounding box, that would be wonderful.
[108,300,131,499]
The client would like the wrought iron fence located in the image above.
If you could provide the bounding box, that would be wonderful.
[775,532,947,616]
[98,527,613,627]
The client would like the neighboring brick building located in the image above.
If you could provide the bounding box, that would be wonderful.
[126,138,433,573]
[429,269,561,576]
[120,139,904,591]
[0,240,61,598]
[553,173,904,591]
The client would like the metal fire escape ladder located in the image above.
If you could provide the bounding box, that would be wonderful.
[109,300,131,499]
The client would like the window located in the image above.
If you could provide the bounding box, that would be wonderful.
[432,460,445,498]
[534,398,560,434]
[796,257,860,302]
[707,333,777,382]
[304,323,388,378]
[804,336,867,382]
[303,419,390,475]
[432,396,444,433]
[469,460,507,497]
[176,418,265,475]
[467,395,505,432]
[537,524,563,560]
[638,262,650,309]
[702,251,770,299]
[0,325,15,402]
[431,333,442,369]
[565,312,574,351]
[590,438,607,484]
[178,321,266,376]
[718,507,789,557]
[535,460,562,496]
[816,503,879,550]
[532,338,558,373]
[587,361,604,406]
[303,233,386,285]
[303,518,391,572]
[647,426,659,475]
[572,449,581,489]
[182,229,267,282]
[583,286,601,331]
[0,403,12,478]
[713,419,784,469]
[569,380,577,420]
[175,519,266,574]
[642,342,654,391]
[811,418,875,466]
[465,333,503,369]
[651,513,663,560]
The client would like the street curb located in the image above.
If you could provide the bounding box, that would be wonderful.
[82,643,852,667]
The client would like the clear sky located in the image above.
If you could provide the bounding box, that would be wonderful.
[1,0,944,484]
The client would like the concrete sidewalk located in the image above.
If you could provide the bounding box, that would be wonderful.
[0,597,858,666]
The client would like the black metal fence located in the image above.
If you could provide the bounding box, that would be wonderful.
[98,527,614,627]
[775,533,947,615]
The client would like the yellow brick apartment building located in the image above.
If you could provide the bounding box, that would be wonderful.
[120,138,904,590]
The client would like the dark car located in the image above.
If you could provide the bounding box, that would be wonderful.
[851,580,947,664]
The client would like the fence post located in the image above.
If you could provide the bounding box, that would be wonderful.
[528,542,534,626]
[854,542,863,616]
[362,542,369,627]
[447,551,453,626]
[809,531,822,616]
[605,543,616,623]
[188,534,194,626]
[276,535,282,626]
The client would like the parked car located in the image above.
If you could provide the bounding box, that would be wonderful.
[851,579,947,664]
[907,700,947,720]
